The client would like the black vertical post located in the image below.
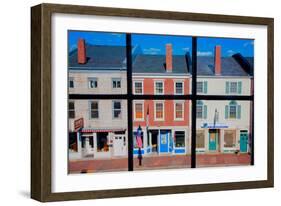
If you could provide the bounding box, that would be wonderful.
[126,34,134,171]
[191,37,197,168]
[251,100,254,165]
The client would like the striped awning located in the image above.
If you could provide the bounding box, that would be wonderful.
[81,128,126,133]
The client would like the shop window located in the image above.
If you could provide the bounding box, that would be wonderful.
[113,101,122,118]
[224,130,236,147]
[68,132,77,151]
[97,133,109,152]
[175,131,185,147]
[196,130,205,148]
[68,101,75,119]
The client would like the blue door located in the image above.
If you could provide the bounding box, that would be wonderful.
[209,129,218,151]
[159,131,169,153]
[240,131,248,153]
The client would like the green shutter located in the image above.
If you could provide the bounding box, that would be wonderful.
[237,105,241,119]
[204,105,207,119]
[226,82,230,94]
[225,105,229,119]
[203,81,208,94]
[238,81,242,94]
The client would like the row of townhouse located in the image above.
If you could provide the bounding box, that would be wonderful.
[68,39,253,160]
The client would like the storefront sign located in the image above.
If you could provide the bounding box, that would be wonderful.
[74,118,84,131]
[202,123,228,128]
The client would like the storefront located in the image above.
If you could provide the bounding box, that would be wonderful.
[133,127,188,156]
[68,128,127,160]
[196,123,249,153]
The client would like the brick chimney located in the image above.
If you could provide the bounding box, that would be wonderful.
[77,38,86,64]
[166,44,173,72]
[214,45,221,75]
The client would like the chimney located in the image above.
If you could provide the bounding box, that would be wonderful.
[214,45,221,75]
[166,44,173,72]
[77,38,86,64]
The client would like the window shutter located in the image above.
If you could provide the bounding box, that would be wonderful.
[203,81,208,94]
[237,105,241,119]
[225,105,229,119]
[238,81,242,94]
[226,81,230,94]
[204,105,207,119]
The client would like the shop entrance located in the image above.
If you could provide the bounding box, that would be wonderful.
[209,129,219,151]
[240,130,248,153]
[150,130,158,153]
[113,134,126,156]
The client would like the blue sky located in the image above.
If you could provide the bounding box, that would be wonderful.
[68,30,254,57]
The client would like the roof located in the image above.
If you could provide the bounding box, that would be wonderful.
[68,44,253,76]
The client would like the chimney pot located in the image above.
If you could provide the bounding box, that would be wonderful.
[166,44,173,72]
[215,45,221,75]
[77,38,86,64]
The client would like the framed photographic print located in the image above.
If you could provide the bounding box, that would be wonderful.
[31,3,274,202]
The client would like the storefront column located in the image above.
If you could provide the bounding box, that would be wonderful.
[93,132,97,154]
[109,132,113,155]
[205,129,209,152]
[77,132,82,158]
[220,129,225,152]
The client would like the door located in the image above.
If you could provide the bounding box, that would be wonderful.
[240,131,248,153]
[113,135,126,156]
[209,129,217,151]
[159,131,169,153]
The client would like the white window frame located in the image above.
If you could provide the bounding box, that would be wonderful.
[112,100,122,119]
[154,101,165,121]
[88,77,98,89]
[174,80,184,95]
[174,130,186,148]
[229,81,238,94]
[197,81,204,93]
[154,80,164,95]
[112,78,122,89]
[90,101,99,119]
[174,101,184,121]
[229,104,237,119]
[134,101,144,121]
[196,104,204,119]
[133,80,143,94]
[68,101,75,119]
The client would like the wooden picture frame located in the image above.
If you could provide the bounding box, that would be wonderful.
[31,3,274,202]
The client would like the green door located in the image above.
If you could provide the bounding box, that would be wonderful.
[209,129,217,151]
[240,131,248,153]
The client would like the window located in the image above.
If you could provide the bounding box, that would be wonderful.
[174,101,184,120]
[224,130,236,147]
[90,101,99,119]
[97,132,109,152]
[197,81,207,93]
[155,102,164,120]
[134,102,144,120]
[134,81,143,94]
[225,101,241,119]
[155,81,164,94]
[175,131,185,147]
[68,101,75,119]
[175,81,183,94]
[113,101,122,119]
[112,78,121,88]
[69,77,74,88]
[88,77,98,88]
[226,81,242,94]
[196,130,205,148]
[196,100,207,119]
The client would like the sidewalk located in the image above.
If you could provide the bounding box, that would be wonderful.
[69,153,251,173]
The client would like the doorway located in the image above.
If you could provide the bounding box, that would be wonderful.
[150,130,158,153]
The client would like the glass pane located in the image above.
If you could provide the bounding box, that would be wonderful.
[68,99,128,173]
[196,100,253,167]
[131,34,192,95]
[68,31,127,94]
[133,100,191,170]
[196,37,254,96]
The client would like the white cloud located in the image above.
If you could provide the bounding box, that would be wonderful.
[227,49,235,55]
[197,51,212,56]
[143,48,161,55]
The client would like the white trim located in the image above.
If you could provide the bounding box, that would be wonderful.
[133,80,144,95]
[154,100,165,121]
[133,101,144,121]
[112,100,122,119]
[174,100,184,121]
[154,80,164,95]
[174,80,184,95]
[196,81,204,94]
[174,130,186,149]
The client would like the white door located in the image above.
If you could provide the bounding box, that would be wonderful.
[113,135,126,156]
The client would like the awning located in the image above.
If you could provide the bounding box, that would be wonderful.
[201,123,228,129]
[81,128,126,133]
